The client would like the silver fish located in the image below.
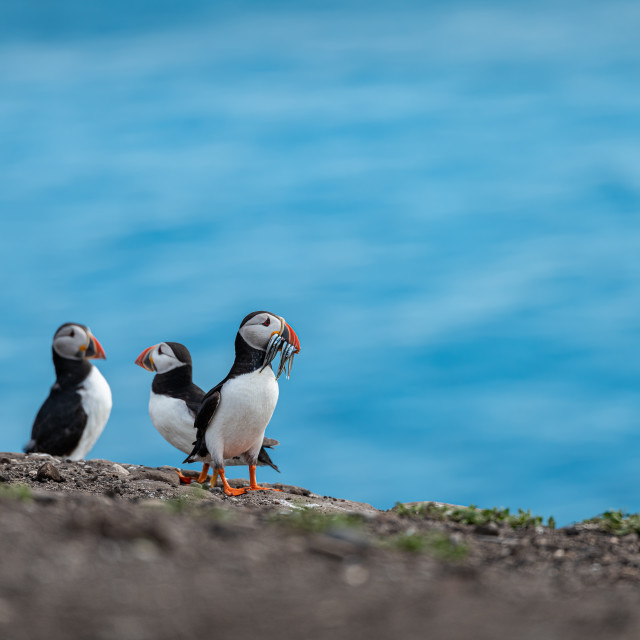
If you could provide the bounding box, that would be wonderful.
[286,352,295,379]
[275,345,289,380]
[276,343,296,380]
[261,334,282,372]
[262,333,298,380]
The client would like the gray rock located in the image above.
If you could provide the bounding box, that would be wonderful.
[272,484,311,496]
[112,464,130,476]
[36,462,62,483]
[130,469,180,486]
[474,522,500,536]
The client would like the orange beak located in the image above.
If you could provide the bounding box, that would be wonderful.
[283,322,300,353]
[135,345,156,371]
[86,335,106,360]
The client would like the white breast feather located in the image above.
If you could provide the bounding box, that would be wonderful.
[148,392,197,455]
[69,366,112,460]
[205,368,279,462]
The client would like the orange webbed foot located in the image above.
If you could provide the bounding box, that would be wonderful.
[223,485,249,497]
[247,465,282,492]
[175,470,193,485]
[217,468,247,496]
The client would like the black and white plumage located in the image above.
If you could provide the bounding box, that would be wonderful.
[185,311,300,496]
[25,323,112,460]
[134,341,279,481]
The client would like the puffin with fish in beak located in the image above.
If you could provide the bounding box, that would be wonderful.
[184,311,300,496]
[25,322,112,460]
[135,341,280,484]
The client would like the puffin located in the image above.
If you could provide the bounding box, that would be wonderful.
[134,341,280,485]
[25,322,112,460]
[185,311,300,496]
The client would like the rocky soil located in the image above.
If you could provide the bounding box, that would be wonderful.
[1,452,640,640]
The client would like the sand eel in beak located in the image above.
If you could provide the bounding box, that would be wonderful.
[184,311,301,496]
[25,323,112,459]
[135,341,280,485]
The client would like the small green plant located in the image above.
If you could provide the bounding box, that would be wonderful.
[202,506,236,522]
[583,510,640,536]
[395,502,555,530]
[165,485,209,512]
[387,531,468,560]
[0,483,32,502]
[273,506,365,532]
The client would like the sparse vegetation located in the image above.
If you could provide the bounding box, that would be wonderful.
[272,506,365,532]
[0,483,32,502]
[583,510,640,536]
[395,502,555,530]
[275,506,468,560]
[4,454,640,638]
[386,531,468,560]
[164,485,210,512]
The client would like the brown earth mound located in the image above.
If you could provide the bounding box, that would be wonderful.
[0,452,638,640]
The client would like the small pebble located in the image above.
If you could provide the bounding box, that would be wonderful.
[343,564,369,587]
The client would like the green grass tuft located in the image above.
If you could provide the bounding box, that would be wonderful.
[164,485,210,513]
[0,483,32,502]
[272,506,365,532]
[386,531,468,560]
[395,502,555,530]
[277,507,466,560]
[583,510,640,536]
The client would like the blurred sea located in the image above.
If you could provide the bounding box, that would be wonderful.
[1,0,640,524]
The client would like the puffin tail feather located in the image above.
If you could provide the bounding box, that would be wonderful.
[183,437,208,464]
[258,446,280,473]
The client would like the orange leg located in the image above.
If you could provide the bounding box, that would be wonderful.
[175,470,194,485]
[247,465,282,492]
[196,463,211,484]
[210,469,219,487]
[218,468,248,497]
[175,463,211,485]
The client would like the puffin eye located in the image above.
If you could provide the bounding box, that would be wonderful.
[262,318,271,327]
[158,346,163,355]
[69,330,75,338]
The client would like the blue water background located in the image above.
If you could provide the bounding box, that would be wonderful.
[2,1,640,524]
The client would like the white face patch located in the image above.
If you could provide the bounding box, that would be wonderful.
[52,324,91,360]
[239,313,285,351]
[150,343,186,373]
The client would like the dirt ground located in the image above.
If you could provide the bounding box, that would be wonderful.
[1,452,640,640]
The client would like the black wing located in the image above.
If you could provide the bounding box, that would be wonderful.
[25,386,87,456]
[183,383,205,417]
[184,384,221,462]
